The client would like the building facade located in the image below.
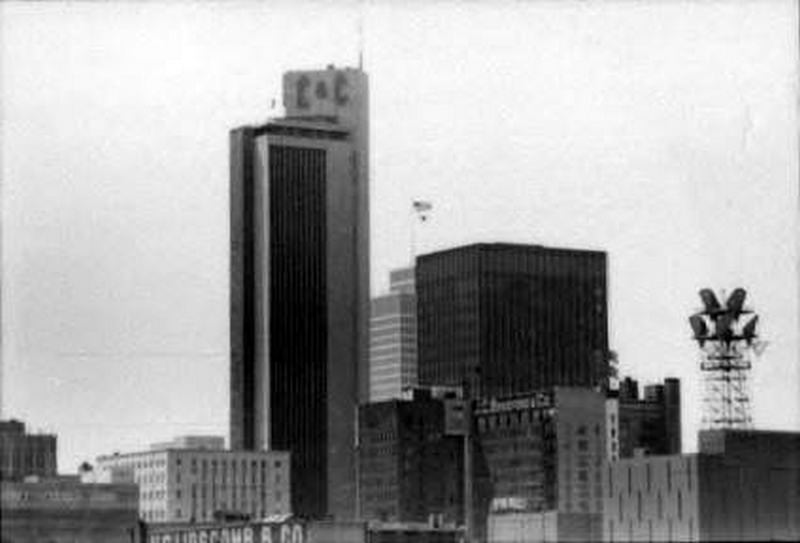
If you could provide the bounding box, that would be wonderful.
[229,67,369,519]
[1,477,140,543]
[604,429,800,542]
[479,388,608,543]
[0,419,57,481]
[416,243,608,398]
[370,267,417,402]
[616,377,681,458]
[358,388,464,525]
[95,437,290,524]
[604,451,699,542]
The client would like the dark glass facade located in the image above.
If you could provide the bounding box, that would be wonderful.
[416,243,608,399]
[230,123,359,520]
[267,145,328,519]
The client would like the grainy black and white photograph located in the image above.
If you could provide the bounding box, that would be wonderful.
[1,1,798,541]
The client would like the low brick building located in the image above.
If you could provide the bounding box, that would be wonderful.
[358,388,464,525]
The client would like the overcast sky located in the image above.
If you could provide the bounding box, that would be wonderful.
[2,0,798,472]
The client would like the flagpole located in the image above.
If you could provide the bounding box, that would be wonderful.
[410,203,417,266]
[410,200,432,266]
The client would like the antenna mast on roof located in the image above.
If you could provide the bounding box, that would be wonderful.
[357,2,365,70]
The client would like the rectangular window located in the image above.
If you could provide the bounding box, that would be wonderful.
[646,464,651,492]
[677,490,683,520]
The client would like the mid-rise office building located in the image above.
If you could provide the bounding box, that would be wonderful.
[604,429,800,542]
[358,388,465,525]
[416,243,608,398]
[616,377,681,458]
[229,67,369,519]
[370,267,417,402]
[388,267,415,295]
[0,419,57,481]
[95,436,290,524]
[479,388,609,543]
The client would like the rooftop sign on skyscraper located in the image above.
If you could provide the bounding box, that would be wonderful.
[283,68,367,127]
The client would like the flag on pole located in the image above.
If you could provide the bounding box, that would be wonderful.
[412,200,433,222]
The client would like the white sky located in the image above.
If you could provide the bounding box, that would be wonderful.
[1,0,798,472]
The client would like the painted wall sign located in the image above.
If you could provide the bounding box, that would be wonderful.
[147,522,304,543]
[282,69,364,124]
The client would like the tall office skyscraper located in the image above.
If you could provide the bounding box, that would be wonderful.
[416,243,608,398]
[229,67,369,520]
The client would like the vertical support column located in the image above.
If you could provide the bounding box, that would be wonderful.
[463,378,474,543]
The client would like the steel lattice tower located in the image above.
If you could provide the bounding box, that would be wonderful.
[689,288,763,429]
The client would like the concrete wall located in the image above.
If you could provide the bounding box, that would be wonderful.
[697,430,800,541]
[603,454,699,542]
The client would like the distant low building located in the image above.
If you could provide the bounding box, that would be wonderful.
[95,435,290,524]
[603,429,800,542]
[0,419,57,481]
[1,475,140,543]
[616,377,681,458]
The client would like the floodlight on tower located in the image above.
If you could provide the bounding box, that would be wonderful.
[688,288,764,429]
